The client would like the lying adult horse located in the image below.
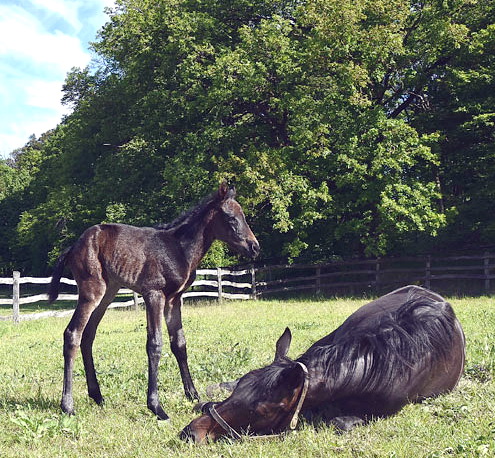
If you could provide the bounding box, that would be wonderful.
[181,285,465,442]
[48,183,260,420]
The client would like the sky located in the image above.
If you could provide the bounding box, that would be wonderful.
[0,0,115,158]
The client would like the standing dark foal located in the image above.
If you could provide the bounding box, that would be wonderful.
[181,286,465,442]
[48,183,259,420]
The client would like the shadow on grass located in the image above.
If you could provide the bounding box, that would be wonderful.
[0,301,76,319]
[2,394,60,412]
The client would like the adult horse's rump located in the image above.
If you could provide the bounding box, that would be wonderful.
[49,183,259,420]
[181,285,465,442]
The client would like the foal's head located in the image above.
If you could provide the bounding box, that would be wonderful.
[211,183,260,259]
[180,328,307,443]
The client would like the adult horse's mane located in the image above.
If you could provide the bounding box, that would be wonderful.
[236,294,458,404]
[299,294,457,395]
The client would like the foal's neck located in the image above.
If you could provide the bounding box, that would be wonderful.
[176,209,216,271]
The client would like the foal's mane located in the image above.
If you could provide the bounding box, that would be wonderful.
[298,293,458,394]
[156,191,219,235]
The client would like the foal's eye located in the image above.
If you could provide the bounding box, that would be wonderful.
[226,214,238,224]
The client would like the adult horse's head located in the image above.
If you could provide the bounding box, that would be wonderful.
[180,328,307,443]
[212,182,260,259]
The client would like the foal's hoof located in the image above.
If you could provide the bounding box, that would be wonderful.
[150,405,170,421]
[61,406,75,416]
[61,400,75,416]
[91,395,105,406]
[186,388,200,402]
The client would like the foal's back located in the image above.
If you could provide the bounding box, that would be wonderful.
[67,223,187,293]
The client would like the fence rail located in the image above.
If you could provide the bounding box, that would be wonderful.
[0,267,255,323]
[1,252,494,323]
[255,252,495,297]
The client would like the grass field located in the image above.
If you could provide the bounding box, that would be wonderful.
[0,296,494,457]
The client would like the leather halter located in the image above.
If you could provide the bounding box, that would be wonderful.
[209,361,310,440]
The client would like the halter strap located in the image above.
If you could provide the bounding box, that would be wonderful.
[289,361,310,430]
[209,361,310,440]
[209,404,243,440]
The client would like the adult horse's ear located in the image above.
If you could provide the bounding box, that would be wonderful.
[278,362,305,391]
[274,327,292,361]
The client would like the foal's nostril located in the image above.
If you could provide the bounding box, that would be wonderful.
[248,240,260,258]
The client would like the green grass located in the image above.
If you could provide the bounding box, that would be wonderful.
[0,296,494,457]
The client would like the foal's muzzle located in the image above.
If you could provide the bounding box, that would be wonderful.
[247,239,260,258]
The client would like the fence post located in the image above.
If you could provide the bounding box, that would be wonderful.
[250,265,257,299]
[484,251,490,293]
[425,255,431,289]
[133,292,139,311]
[13,271,20,324]
[375,259,380,292]
[217,267,223,303]
[315,266,321,294]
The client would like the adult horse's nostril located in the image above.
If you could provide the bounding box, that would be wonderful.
[179,425,196,442]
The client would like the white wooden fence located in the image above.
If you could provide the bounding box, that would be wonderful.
[3,252,493,323]
[0,268,256,323]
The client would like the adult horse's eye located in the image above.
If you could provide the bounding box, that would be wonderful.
[255,404,270,417]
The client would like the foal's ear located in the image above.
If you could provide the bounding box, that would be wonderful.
[217,181,236,200]
[274,327,292,361]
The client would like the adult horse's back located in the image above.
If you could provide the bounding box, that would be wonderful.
[49,183,259,420]
[181,286,465,442]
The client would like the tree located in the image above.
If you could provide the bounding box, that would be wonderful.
[410,0,495,250]
[2,0,493,274]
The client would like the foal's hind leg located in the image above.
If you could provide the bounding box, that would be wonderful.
[61,283,105,415]
[81,284,120,406]
[165,295,199,401]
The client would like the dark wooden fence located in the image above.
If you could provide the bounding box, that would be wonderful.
[255,252,495,298]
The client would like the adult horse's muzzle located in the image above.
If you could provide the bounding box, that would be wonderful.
[179,424,201,443]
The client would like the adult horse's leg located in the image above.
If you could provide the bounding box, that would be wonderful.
[62,283,106,415]
[165,295,199,401]
[144,290,169,420]
[80,284,120,406]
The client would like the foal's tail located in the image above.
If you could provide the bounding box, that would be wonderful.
[48,247,72,304]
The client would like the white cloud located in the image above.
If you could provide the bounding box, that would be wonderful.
[29,0,84,32]
[25,80,69,112]
[0,5,90,72]
[0,0,114,158]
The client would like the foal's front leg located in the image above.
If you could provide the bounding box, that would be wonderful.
[144,290,169,420]
[165,295,199,401]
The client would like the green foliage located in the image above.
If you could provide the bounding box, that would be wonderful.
[1,0,495,273]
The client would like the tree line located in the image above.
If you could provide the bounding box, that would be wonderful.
[1,0,494,275]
